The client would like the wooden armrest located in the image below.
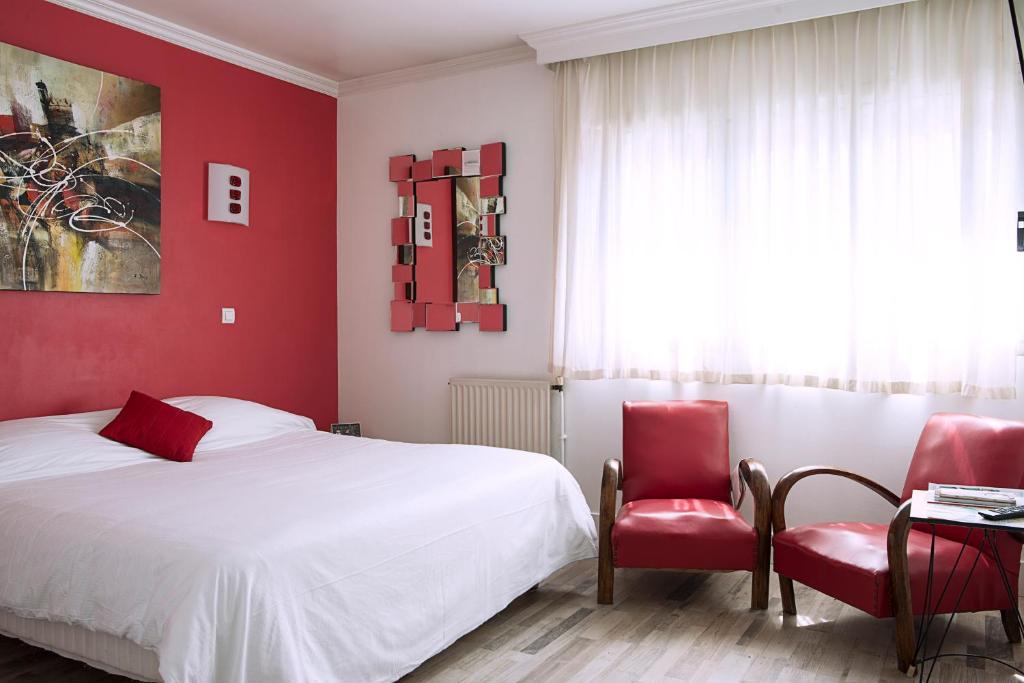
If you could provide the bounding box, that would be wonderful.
[599,460,621,547]
[597,459,621,604]
[737,458,772,537]
[598,459,621,584]
[886,500,915,671]
[772,465,900,533]
[886,499,913,568]
[731,464,746,510]
[600,459,621,523]
[734,459,773,609]
[733,458,770,510]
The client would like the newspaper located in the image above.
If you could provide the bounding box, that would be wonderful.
[926,483,1024,508]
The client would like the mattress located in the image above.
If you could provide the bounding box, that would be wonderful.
[0,609,160,681]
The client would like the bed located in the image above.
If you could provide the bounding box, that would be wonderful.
[0,397,597,682]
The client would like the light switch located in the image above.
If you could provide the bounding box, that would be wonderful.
[208,164,250,226]
[221,307,235,324]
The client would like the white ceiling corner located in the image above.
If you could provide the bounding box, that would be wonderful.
[45,0,340,96]
[520,0,915,64]
[335,45,536,98]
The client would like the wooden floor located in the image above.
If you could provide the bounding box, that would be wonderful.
[404,561,1023,682]
[0,560,1020,682]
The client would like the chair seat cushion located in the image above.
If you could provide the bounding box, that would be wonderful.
[773,522,1015,618]
[612,498,757,571]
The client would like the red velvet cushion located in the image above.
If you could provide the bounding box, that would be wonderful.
[621,400,731,503]
[612,498,756,571]
[100,391,213,462]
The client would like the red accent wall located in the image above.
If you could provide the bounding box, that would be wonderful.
[0,1,338,428]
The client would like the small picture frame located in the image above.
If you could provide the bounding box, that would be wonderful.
[330,422,362,437]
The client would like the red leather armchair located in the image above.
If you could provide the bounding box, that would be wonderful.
[772,413,1024,673]
[598,400,772,608]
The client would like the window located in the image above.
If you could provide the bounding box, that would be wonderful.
[552,0,1024,396]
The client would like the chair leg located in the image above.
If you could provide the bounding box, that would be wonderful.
[1001,609,1022,643]
[894,604,916,674]
[779,575,797,615]
[597,538,614,605]
[751,563,769,610]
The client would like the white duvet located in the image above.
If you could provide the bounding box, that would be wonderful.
[0,401,597,682]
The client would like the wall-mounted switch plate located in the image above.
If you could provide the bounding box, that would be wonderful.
[208,163,250,226]
[221,307,235,324]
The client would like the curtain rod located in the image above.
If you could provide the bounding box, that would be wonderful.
[1012,0,1024,84]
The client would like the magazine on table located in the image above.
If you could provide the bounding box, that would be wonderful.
[926,483,1024,509]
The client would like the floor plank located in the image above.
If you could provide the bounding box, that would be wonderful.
[0,560,1019,681]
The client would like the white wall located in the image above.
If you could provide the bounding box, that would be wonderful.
[338,61,556,446]
[567,374,1024,527]
[338,59,1024,528]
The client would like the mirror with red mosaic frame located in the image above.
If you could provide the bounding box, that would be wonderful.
[388,143,507,332]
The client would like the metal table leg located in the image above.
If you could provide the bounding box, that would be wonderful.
[912,527,1024,680]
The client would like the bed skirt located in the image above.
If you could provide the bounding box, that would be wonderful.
[0,609,160,681]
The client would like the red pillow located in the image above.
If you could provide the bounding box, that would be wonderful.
[100,391,213,462]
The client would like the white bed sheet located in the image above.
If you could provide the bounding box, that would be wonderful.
[0,430,597,682]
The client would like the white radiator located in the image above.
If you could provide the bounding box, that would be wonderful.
[449,378,561,458]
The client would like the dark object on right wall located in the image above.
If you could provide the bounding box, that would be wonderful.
[771,412,1024,675]
[597,400,772,610]
[1017,211,1023,251]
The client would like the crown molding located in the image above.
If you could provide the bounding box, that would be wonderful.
[46,0,339,96]
[521,0,912,64]
[337,44,536,97]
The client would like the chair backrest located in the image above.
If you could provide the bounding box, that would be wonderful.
[901,413,1024,561]
[621,400,731,504]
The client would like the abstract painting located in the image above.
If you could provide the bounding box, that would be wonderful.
[388,142,507,332]
[0,42,161,294]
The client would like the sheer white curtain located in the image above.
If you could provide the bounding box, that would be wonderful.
[552,0,1024,397]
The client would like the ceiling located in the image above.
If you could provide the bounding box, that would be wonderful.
[101,0,677,81]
